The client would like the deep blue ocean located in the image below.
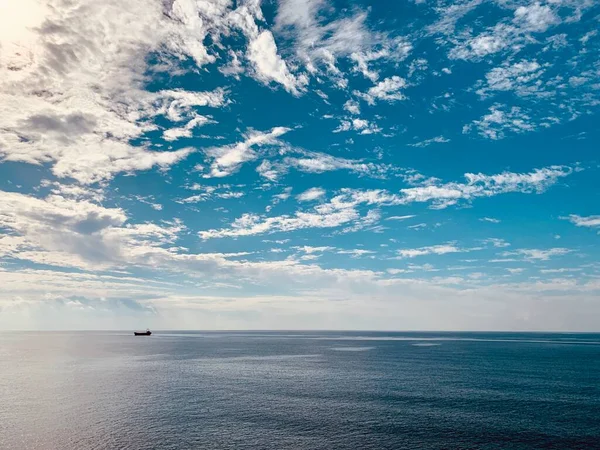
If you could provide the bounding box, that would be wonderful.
[1,331,600,449]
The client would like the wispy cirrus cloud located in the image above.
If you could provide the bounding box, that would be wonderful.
[408,136,450,148]
[480,217,501,224]
[257,150,394,181]
[386,215,416,221]
[561,215,600,230]
[200,165,577,238]
[399,165,574,209]
[501,248,572,262]
[199,189,401,239]
[396,243,468,258]
[203,127,291,178]
[176,184,246,204]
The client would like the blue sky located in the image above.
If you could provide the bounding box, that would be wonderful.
[0,0,599,330]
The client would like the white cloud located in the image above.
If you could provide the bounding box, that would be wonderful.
[177,185,245,203]
[334,118,382,134]
[463,105,558,140]
[481,238,510,248]
[354,76,407,105]
[199,189,402,239]
[561,214,600,229]
[445,2,570,62]
[132,195,163,211]
[397,244,467,258]
[0,0,232,184]
[337,249,375,258]
[449,25,512,60]
[480,217,501,223]
[513,3,559,33]
[477,60,545,98]
[203,127,291,177]
[40,180,105,203]
[343,100,361,115]
[349,39,412,81]
[408,136,450,148]
[501,248,572,262]
[162,116,214,142]
[399,165,573,209]
[258,150,393,181]
[201,165,576,238]
[274,0,409,85]
[539,268,581,274]
[219,50,245,79]
[386,215,416,221]
[294,245,335,254]
[0,190,126,269]
[248,30,308,96]
[297,187,326,202]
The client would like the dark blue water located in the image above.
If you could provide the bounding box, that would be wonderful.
[2,331,600,449]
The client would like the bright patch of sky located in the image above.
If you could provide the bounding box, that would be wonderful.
[1,0,599,330]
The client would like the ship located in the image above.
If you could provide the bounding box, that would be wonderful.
[134,329,152,336]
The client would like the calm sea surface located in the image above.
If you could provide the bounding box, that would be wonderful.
[1,331,600,449]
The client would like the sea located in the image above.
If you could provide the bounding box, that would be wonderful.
[1,331,599,449]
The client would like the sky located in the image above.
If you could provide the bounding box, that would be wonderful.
[0,0,599,331]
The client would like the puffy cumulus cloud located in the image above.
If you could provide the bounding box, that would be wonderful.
[354,76,407,105]
[0,0,236,184]
[228,0,308,94]
[248,30,308,95]
[203,127,291,178]
[0,189,266,275]
[343,99,361,115]
[333,118,382,135]
[513,2,559,33]
[0,190,127,268]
